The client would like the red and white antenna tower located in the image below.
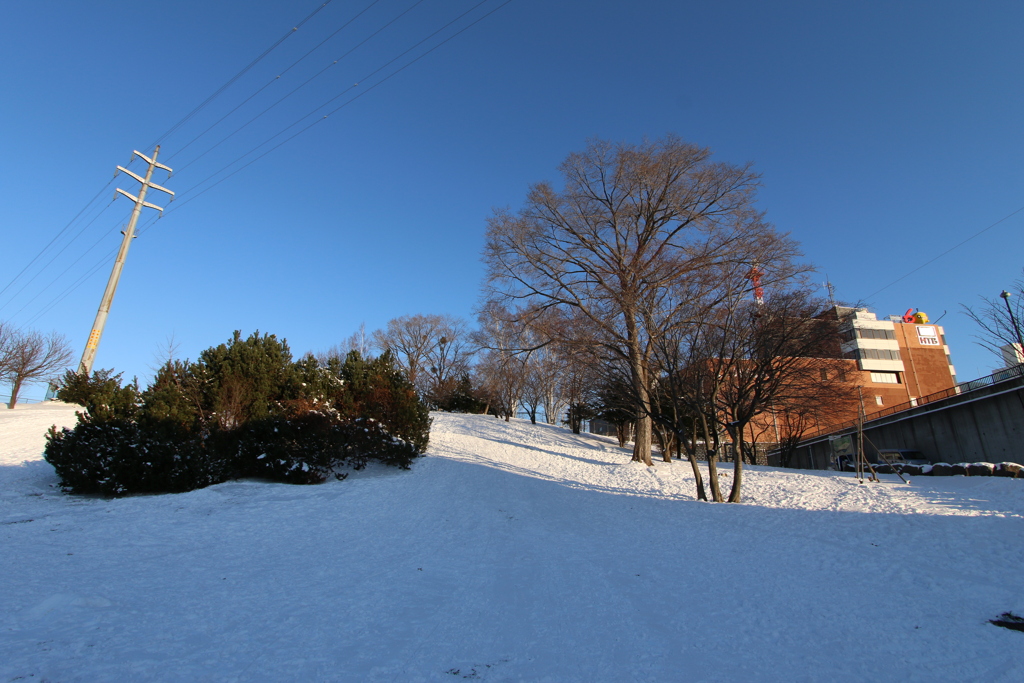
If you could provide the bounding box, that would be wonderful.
[746,265,765,306]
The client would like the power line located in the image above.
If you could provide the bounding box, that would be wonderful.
[167,0,383,163]
[173,0,428,175]
[169,0,509,208]
[3,3,333,328]
[147,0,336,149]
[0,198,121,313]
[0,177,115,301]
[8,210,132,323]
[10,0,516,327]
[864,204,1024,300]
[23,246,119,328]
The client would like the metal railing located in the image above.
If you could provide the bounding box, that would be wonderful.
[801,363,1024,441]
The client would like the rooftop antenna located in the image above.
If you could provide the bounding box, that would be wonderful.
[823,276,837,308]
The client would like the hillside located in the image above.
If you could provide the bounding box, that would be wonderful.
[1,404,1022,681]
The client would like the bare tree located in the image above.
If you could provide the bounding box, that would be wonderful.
[373,314,473,402]
[473,305,530,421]
[148,332,183,379]
[3,328,75,408]
[423,318,473,405]
[962,269,1024,367]
[0,321,16,379]
[317,323,374,366]
[372,315,436,387]
[517,327,567,425]
[484,135,801,465]
[345,323,373,359]
[552,338,600,433]
[704,291,854,501]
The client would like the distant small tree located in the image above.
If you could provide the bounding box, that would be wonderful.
[962,269,1024,367]
[372,314,473,402]
[432,373,488,414]
[317,323,374,366]
[595,370,637,448]
[473,304,532,421]
[3,328,74,408]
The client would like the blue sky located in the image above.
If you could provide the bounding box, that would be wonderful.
[2,0,1023,400]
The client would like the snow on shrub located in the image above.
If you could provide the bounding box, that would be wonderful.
[995,463,1023,478]
[45,416,222,496]
[45,331,431,496]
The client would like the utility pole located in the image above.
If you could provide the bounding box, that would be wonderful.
[824,276,836,308]
[77,147,173,375]
[1000,290,1024,361]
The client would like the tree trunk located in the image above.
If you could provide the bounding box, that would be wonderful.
[632,415,653,466]
[615,422,630,448]
[686,448,708,501]
[701,417,723,502]
[707,451,723,502]
[678,433,707,499]
[569,405,583,434]
[626,327,654,466]
[653,424,674,463]
[7,376,24,409]
[729,424,745,503]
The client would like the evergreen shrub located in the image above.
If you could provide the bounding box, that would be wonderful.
[45,416,220,496]
[430,373,488,414]
[45,331,431,496]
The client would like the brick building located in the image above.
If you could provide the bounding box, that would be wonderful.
[823,306,957,414]
[748,306,960,451]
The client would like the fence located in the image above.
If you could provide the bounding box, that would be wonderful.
[801,363,1024,441]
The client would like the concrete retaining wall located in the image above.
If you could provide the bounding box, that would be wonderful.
[791,374,1024,469]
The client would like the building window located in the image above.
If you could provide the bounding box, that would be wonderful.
[856,328,896,340]
[857,348,902,361]
[870,371,900,384]
[820,368,828,380]
[875,395,884,406]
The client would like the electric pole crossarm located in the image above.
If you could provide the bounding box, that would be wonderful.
[117,167,174,197]
[133,150,172,174]
[147,181,174,197]
[117,165,147,185]
[116,187,140,203]
[115,187,165,212]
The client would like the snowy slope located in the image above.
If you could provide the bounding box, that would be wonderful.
[1,405,1022,682]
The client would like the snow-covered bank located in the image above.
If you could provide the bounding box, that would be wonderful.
[2,405,1022,681]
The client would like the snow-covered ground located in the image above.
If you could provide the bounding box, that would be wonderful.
[2,403,1022,682]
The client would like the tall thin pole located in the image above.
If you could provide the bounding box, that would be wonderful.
[857,386,866,483]
[78,147,173,375]
[1000,290,1024,361]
